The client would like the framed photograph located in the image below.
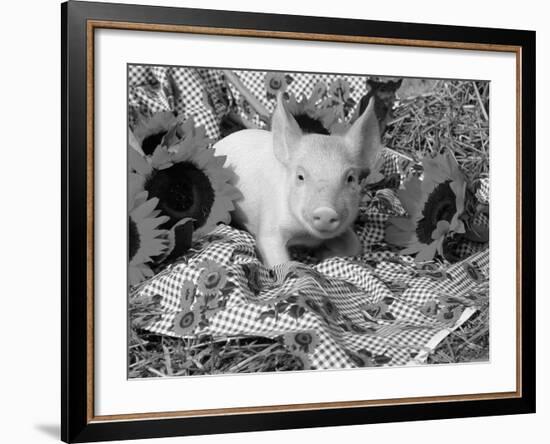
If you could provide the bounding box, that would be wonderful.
[61,1,536,442]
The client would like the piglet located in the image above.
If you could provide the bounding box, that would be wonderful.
[214,93,382,267]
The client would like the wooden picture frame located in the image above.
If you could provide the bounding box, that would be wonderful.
[62,1,536,442]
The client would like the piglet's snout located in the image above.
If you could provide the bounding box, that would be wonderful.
[312,207,341,232]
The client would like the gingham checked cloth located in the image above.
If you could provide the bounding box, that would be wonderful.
[128,65,370,139]
[134,199,489,369]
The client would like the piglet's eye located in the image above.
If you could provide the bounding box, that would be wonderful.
[297,174,305,181]
[347,175,356,183]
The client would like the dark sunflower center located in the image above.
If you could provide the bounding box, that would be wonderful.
[145,162,214,229]
[416,180,457,244]
[141,131,167,156]
[295,333,313,346]
[178,311,196,329]
[269,78,282,90]
[443,310,454,320]
[204,272,221,288]
[293,113,330,135]
[128,217,140,261]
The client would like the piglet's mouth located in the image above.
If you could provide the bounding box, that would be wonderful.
[305,222,345,239]
[315,227,340,236]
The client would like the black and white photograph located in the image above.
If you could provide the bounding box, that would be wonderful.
[0,0,542,442]
[128,65,490,377]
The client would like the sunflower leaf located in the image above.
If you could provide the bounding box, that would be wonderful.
[161,218,194,264]
[257,310,276,322]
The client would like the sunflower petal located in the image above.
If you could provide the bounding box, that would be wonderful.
[133,111,176,142]
[450,179,467,214]
[131,197,160,221]
[212,154,227,168]
[129,147,152,176]
[129,174,146,206]
[453,219,466,234]
[141,218,168,233]
[194,149,215,169]
[414,241,439,262]
[130,191,149,210]
[387,216,415,231]
[129,263,154,287]
[171,138,198,162]
[129,130,144,155]
[385,226,415,246]
[150,145,173,169]
[400,237,424,254]
[397,176,423,216]
[422,156,450,184]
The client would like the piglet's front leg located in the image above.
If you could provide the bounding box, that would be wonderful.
[256,233,291,268]
[317,228,362,261]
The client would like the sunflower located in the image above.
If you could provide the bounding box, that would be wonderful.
[264,72,292,99]
[131,111,180,157]
[128,191,170,287]
[196,260,228,297]
[436,305,463,325]
[129,117,241,238]
[361,300,392,321]
[282,330,320,354]
[385,151,466,262]
[419,300,439,317]
[173,303,203,336]
[284,91,344,135]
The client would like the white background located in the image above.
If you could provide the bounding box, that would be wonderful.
[0,0,547,443]
[96,28,517,416]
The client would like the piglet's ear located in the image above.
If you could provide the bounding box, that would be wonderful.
[271,92,302,165]
[344,98,382,170]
